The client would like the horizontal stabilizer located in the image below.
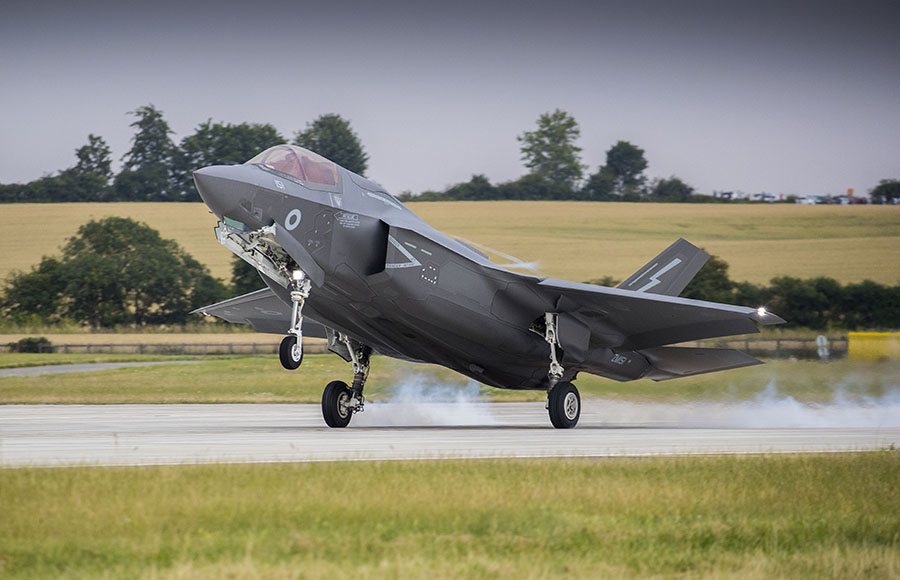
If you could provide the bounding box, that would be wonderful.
[618,238,709,297]
[191,288,325,337]
[639,346,763,381]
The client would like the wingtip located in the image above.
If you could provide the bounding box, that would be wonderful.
[751,309,786,325]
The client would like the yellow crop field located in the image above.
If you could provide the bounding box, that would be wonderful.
[2,202,898,285]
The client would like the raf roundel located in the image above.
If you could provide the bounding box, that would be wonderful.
[285,209,302,231]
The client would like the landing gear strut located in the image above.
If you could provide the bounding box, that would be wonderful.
[279,271,310,370]
[542,312,580,429]
[321,334,371,428]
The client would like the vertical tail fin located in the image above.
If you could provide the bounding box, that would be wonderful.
[617,238,709,297]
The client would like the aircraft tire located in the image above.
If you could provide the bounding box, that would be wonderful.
[548,381,580,429]
[322,380,353,428]
[279,336,302,370]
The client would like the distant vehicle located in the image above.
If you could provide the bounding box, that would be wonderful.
[750,193,777,203]
[191,144,785,428]
[795,196,817,205]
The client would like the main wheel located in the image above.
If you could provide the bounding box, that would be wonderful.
[548,381,580,429]
[279,335,302,370]
[322,380,353,428]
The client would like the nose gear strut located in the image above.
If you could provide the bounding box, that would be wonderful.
[279,271,311,370]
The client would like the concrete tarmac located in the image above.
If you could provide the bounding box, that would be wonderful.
[2,403,897,467]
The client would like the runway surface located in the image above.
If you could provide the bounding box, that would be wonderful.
[2,403,898,467]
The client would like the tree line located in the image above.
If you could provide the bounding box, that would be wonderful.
[405,109,900,203]
[0,106,368,203]
[4,105,898,204]
[2,216,897,330]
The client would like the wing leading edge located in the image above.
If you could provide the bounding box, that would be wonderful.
[191,288,327,338]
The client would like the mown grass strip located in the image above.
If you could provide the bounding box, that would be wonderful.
[0,355,897,404]
[1,453,898,578]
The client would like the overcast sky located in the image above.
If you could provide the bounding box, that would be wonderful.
[2,0,898,196]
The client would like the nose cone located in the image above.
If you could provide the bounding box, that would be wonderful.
[193,165,249,220]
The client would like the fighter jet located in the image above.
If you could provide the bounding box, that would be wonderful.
[192,144,784,428]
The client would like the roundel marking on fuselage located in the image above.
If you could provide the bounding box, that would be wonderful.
[285,209,302,231]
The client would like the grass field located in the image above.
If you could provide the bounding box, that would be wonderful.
[0,332,280,345]
[0,353,208,370]
[4,202,899,285]
[1,354,896,404]
[1,453,897,579]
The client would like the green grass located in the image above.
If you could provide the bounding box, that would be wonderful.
[1,355,896,404]
[0,353,208,370]
[1,453,898,578]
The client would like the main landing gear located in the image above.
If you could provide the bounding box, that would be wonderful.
[275,269,370,428]
[322,335,371,428]
[542,312,580,429]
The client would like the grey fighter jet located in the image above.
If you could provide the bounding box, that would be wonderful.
[192,144,784,428]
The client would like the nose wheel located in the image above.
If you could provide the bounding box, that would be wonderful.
[279,335,302,369]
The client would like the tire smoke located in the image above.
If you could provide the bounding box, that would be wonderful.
[596,379,900,428]
[353,374,497,427]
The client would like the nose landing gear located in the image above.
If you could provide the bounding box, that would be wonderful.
[279,271,311,370]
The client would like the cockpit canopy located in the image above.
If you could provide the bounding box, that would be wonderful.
[247,145,339,187]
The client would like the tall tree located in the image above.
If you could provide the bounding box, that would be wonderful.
[517,109,584,190]
[74,134,113,181]
[176,121,284,200]
[650,176,694,202]
[2,217,227,327]
[115,105,177,201]
[580,170,616,201]
[293,114,368,175]
[870,178,900,202]
[603,140,648,197]
[58,134,115,202]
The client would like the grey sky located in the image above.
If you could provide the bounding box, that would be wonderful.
[2,0,898,196]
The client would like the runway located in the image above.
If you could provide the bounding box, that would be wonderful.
[2,403,897,467]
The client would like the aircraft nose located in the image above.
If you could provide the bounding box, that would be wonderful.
[193,165,246,220]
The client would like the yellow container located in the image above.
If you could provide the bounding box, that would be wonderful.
[848,332,900,361]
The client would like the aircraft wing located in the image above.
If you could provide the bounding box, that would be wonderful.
[535,278,784,351]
